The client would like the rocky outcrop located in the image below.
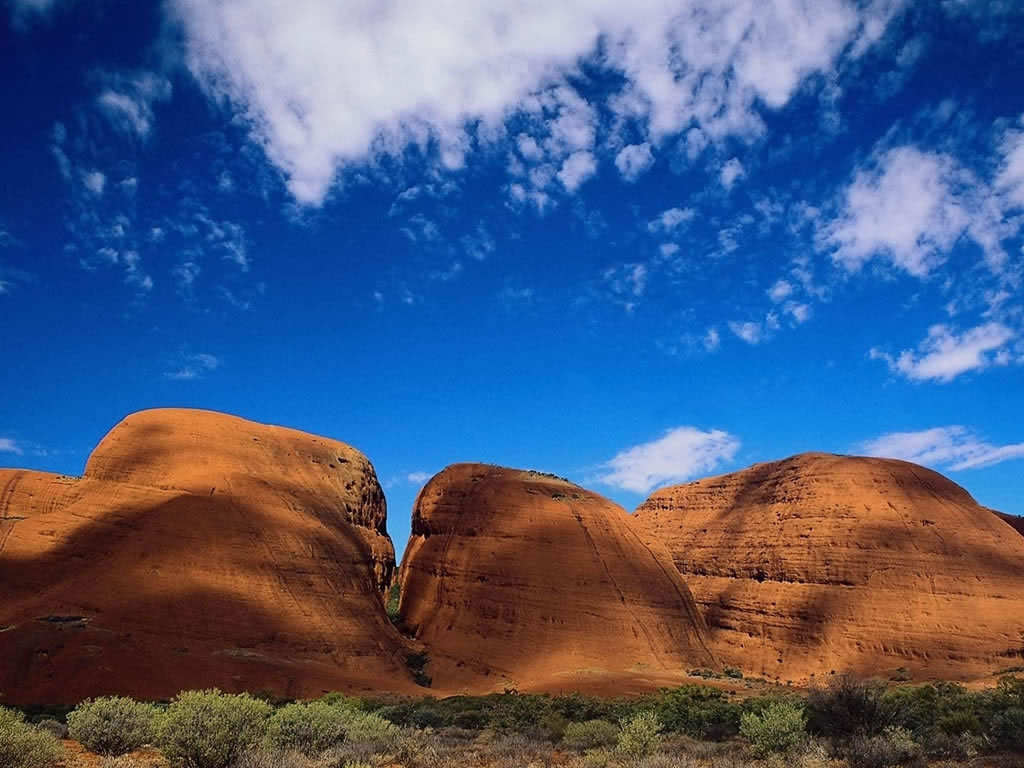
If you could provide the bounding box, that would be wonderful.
[996,511,1024,538]
[398,464,716,692]
[0,408,414,705]
[634,452,1024,683]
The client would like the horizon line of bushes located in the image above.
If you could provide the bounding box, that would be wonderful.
[2,675,1024,768]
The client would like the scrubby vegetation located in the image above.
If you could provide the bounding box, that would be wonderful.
[67,695,160,755]
[14,674,1024,767]
[0,705,64,768]
[159,689,273,768]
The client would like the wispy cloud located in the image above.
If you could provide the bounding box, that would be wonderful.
[647,207,695,234]
[719,157,745,190]
[596,426,740,494]
[169,0,904,205]
[164,352,222,381]
[728,320,764,345]
[406,471,431,485]
[870,322,1015,382]
[615,143,654,182]
[95,70,172,139]
[0,437,24,455]
[858,426,1024,471]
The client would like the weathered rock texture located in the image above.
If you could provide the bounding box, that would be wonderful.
[634,452,1024,683]
[996,511,1024,538]
[0,408,414,705]
[398,464,716,692]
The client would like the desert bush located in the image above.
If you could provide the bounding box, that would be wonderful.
[231,748,311,768]
[264,700,351,757]
[740,699,807,757]
[563,719,620,750]
[35,718,68,739]
[158,689,272,768]
[806,675,887,744]
[0,706,65,768]
[845,725,922,768]
[977,676,1024,752]
[580,747,614,768]
[617,711,662,760]
[985,705,1024,752]
[407,706,445,729]
[98,758,159,768]
[655,685,741,739]
[488,691,555,734]
[342,712,401,752]
[881,682,976,736]
[68,695,160,756]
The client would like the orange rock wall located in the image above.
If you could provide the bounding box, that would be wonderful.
[399,464,716,692]
[0,409,413,705]
[634,453,1024,682]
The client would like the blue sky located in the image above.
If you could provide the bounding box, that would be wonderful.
[2,0,1023,557]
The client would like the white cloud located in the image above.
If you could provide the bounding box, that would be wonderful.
[407,471,431,484]
[996,123,1024,209]
[858,425,1024,471]
[96,71,172,139]
[703,327,721,351]
[602,262,648,312]
[8,0,65,23]
[871,321,1015,382]
[659,242,680,259]
[0,437,24,455]
[169,0,904,205]
[767,279,794,302]
[647,206,694,233]
[557,150,597,191]
[597,425,740,493]
[82,170,106,196]
[784,301,811,323]
[615,142,654,181]
[728,320,763,345]
[827,146,968,277]
[164,353,221,381]
[719,157,745,190]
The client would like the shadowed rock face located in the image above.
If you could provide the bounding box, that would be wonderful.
[0,408,415,705]
[633,452,1024,683]
[398,464,716,693]
[997,511,1024,538]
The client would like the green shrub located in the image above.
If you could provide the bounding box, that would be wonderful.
[581,747,614,768]
[978,676,1024,752]
[617,711,662,760]
[264,700,349,756]
[740,700,807,757]
[231,748,310,768]
[0,706,65,768]
[343,712,401,752]
[986,705,1024,752]
[35,718,68,739]
[67,696,160,756]
[158,689,272,768]
[655,684,741,739]
[385,583,401,624]
[807,675,887,744]
[845,725,922,768]
[562,719,620,750]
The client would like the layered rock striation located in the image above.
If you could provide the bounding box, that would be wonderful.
[0,408,412,705]
[398,463,716,692]
[634,452,1024,682]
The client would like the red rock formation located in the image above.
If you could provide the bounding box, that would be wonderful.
[996,511,1024,538]
[398,464,716,693]
[0,408,415,705]
[634,453,1024,683]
